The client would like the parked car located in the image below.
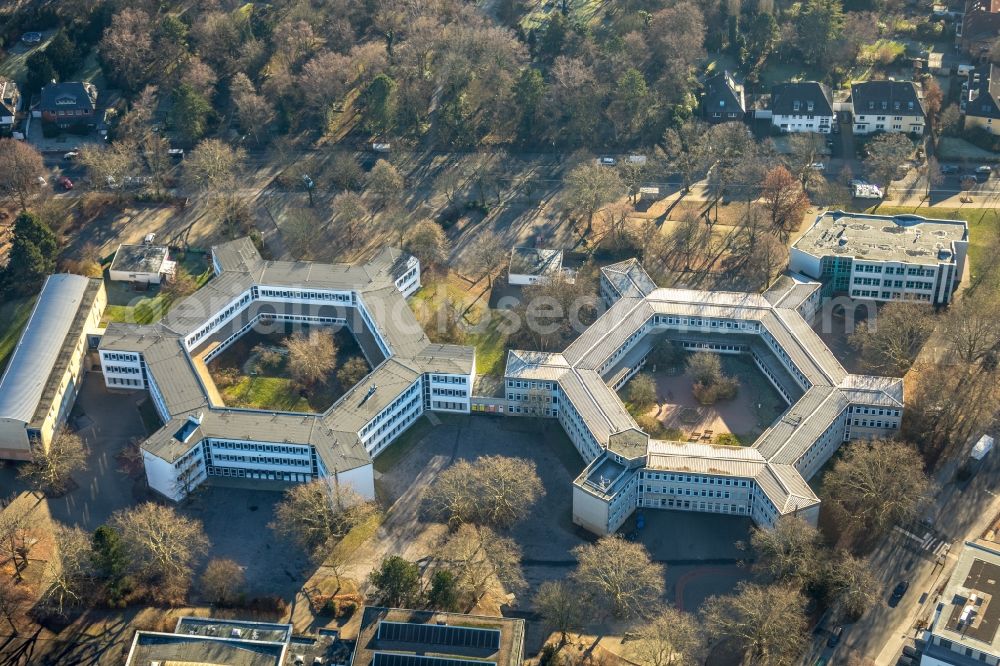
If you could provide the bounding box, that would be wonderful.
[975,165,993,174]
[21,32,42,44]
[63,151,79,161]
[827,626,843,648]
[599,156,617,166]
[889,580,910,607]
[897,656,916,666]
[809,162,826,171]
[940,164,960,175]
[58,176,73,191]
[902,645,920,659]
[167,148,184,160]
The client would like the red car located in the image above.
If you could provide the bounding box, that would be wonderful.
[58,176,73,191]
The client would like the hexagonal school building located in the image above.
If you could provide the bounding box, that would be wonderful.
[99,238,474,501]
[503,260,904,535]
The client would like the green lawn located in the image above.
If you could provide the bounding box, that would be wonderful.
[866,206,999,289]
[101,259,213,325]
[0,295,37,374]
[221,376,311,412]
[467,315,509,377]
[372,415,434,474]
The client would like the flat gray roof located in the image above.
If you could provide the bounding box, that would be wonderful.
[103,239,475,469]
[109,243,168,274]
[508,261,904,517]
[509,247,563,277]
[793,210,968,266]
[931,541,1000,656]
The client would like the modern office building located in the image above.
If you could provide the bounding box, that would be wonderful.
[100,238,475,501]
[0,274,106,460]
[922,540,1000,666]
[351,606,525,666]
[504,262,903,535]
[790,211,969,305]
[507,247,565,286]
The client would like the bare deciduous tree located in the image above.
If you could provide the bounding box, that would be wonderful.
[823,551,881,621]
[424,456,545,530]
[701,582,808,666]
[200,558,246,606]
[18,429,87,495]
[367,159,404,210]
[0,139,44,210]
[572,535,665,619]
[285,329,337,388]
[761,165,810,241]
[824,438,932,535]
[112,502,210,603]
[939,293,1000,364]
[405,220,450,269]
[0,576,32,634]
[337,356,370,389]
[467,230,507,288]
[748,516,822,585]
[183,139,249,236]
[631,607,706,666]
[438,524,526,607]
[40,524,93,617]
[270,480,378,555]
[563,163,626,234]
[534,580,585,646]
[849,302,935,375]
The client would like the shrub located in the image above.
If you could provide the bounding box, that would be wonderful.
[247,596,289,615]
[715,433,742,446]
[627,373,657,408]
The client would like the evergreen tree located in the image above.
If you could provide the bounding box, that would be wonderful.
[92,525,129,605]
[427,570,460,611]
[363,74,397,134]
[170,84,213,143]
[2,212,58,296]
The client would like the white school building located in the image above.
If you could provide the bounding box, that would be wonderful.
[503,260,904,535]
[99,238,474,501]
[790,211,969,305]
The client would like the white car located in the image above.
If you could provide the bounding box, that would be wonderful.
[808,162,826,171]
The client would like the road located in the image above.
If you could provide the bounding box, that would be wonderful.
[805,437,1000,665]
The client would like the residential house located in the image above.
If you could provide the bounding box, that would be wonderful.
[851,80,926,135]
[701,71,746,124]
[508,247,565,285]
[769,81,835,133]
[964,64,1000,134]
[38,81,98,129]
[959,0,1000,62]
[0,78,20,133]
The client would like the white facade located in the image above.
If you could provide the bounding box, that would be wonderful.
[853,112,925,134]
[772,111,835,133]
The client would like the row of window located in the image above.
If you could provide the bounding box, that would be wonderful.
[105,365,140,375]
[360,382,421,438]
[431,387,467,397]
[257,288,352,302]
[103,352,138,362]
[210,440,310,455]
[643,486,733,499]
[641,472,750,487]
[642,498,747,514]
[429,375,468,384]
[214,454,310,467]
[851,406,900,417]
[506,380,554,390]
[107,377,142,387]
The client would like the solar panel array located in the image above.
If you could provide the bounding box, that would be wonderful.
[376,621,501,652]
[373,653,496,666]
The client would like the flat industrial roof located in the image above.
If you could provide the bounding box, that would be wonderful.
[0,274,101,425]
[508,259,903,518]
[793,210,968,266]
[509,247,563,277]
[932,541,1000,655]
[109,243,168,274]
[104,239,475,469]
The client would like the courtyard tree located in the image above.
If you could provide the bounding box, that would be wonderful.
[40,524,94,617]
[631,607,706,666]
[337,356,370,389]
[92,525,130,606]
[369,555,421,607]
[628,373,657,409]
[534,580,585,646]
[649,340,686,370]
[1,212,58,296]
[405,220,451,270]
[563,162,626,234]
[439,524,526,607]
[332,191,370,247]
[367,159,404,210]
[823,551,881,621]
[424,455,544,530]
[849,301,935,375]
[162,266,199,302]
[0,139,44,210]
[748,516,823,585]
[761,166,810,242]
[511,270,600,351]
[701,582,808,666]
[572,535,665,619]
[686,353,737,405]
[112,502,210,603]
[183,139,249,236]
[285,329,338,388]
[270,480,378,555]
[823,438,932,536]
[864,132,914,190]
[18,429,88,495]
[200,558,246,606]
